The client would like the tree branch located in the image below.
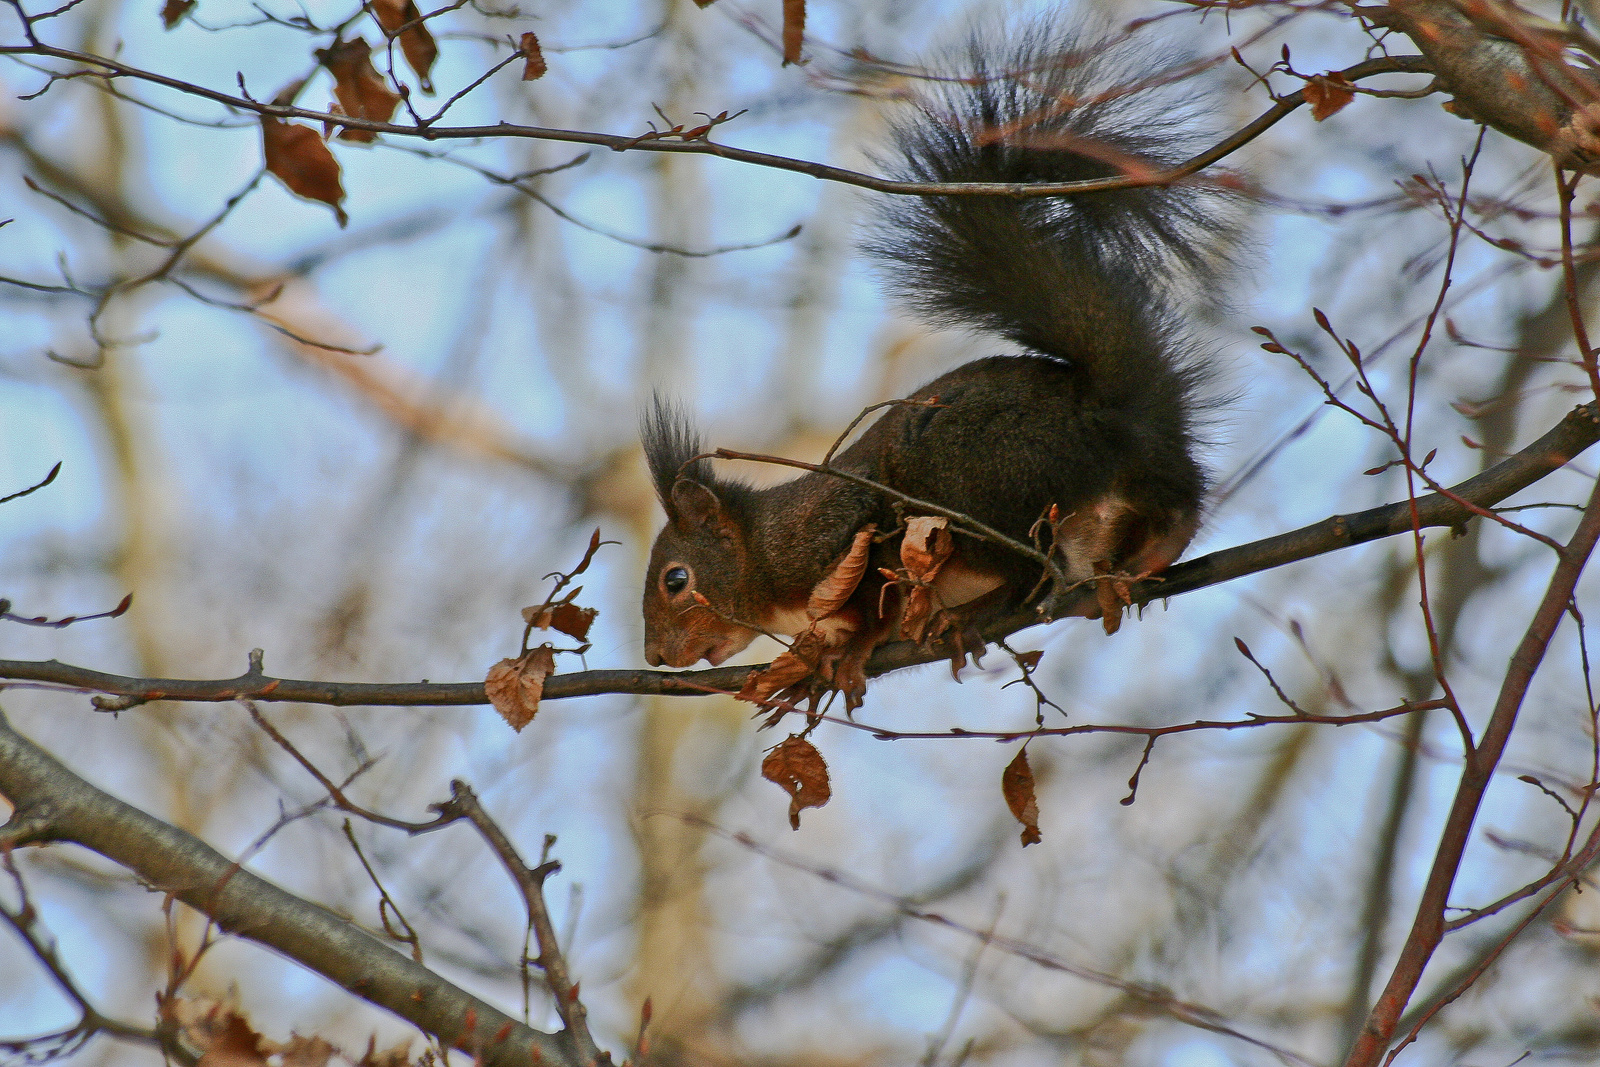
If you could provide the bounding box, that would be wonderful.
[1362,0,1600,173]
[0,707,577,1067]
[2,400,1592,710]
[0,41,1430,196]
[1342,433,1600,1066]
[435,782,610,1067]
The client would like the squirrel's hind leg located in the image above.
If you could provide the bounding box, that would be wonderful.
[1052,495,1201,634]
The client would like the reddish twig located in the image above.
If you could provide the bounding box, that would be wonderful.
[1343,460,1600,1067]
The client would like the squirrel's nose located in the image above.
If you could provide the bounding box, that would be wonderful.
[644,647,664,667]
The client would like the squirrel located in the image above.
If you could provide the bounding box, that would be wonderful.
[640,23,1231,708]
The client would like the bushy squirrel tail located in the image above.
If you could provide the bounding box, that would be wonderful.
[864,23,1232,420]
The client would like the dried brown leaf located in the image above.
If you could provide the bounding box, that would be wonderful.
[519,32,547,80]
[370,0,437,93]
[1305,72,1356,121]
[896,516,954,641]
[520,600,597,641]
[485,645,556,732]
[547,602,597,641]
[323,102,356,141]
[318,37,400,142]
[737,647,815,705]
[274,1035,335,1067]
[261,118,348,227]
[355,1037,414,1067]
[762,735,830,829]
[161,0,195,28]
[807,525,874,620]
[900,516,952,580]
[900,581,934,643]
[1002,748,1042,846]
[160,999,268,1067]
[198,1014,270,1067]
[781,0,805,66]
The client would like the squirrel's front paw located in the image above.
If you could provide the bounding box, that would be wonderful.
[741,623,877,718]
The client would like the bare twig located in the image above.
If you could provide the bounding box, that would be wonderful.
[1343,455,1600,1067]
[0,460,60,504]
[433,781,610,1067]
[0,42,1431,197]
[0,852,190,1063]
[680,814,1322,1067]
[244,691,455,833]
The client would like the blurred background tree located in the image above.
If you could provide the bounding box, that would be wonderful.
[3,0,1600,1064]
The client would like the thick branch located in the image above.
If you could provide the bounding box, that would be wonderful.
[1363,0,1600,172]
[0,708,576,1067]
[0,401,1594,708]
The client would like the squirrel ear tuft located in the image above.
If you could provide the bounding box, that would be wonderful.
[670,478,725,531]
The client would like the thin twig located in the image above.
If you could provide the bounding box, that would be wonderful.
[0,43,1432,197]
[434,781,610,1067]
[679,813,1322,1067]
[1344,454,1600,1067]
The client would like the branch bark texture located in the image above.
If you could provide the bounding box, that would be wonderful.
[1366,0,1600,172]
[0,709,577,1067]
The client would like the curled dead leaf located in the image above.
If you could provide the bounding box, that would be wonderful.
[161,0,195,28]
[1002,748,1042,846]
[899,583,932,643]
[275,1035,336,1067]
[317,37,400,142]
[519,32,547,81]
[900,515,952,580]
[1305,72,1356,121]
[355,1037,414,1067]
[370,0,437,93]
[896,515,957,642]
[520,600,598,642]
[485,645,556,732]
[761,735,830,829]
[807,525,874,620]
[159,996,269,1066]
[737,645,815,705]
[546,602,596,641]
[261,118,348,227]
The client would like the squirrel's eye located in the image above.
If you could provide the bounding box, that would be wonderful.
[663,566,690,595]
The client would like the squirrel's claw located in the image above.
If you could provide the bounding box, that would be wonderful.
[1091,561,1136,635]
[922,586,1005,676]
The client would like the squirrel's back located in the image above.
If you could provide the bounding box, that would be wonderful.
[863,22,1232,442]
